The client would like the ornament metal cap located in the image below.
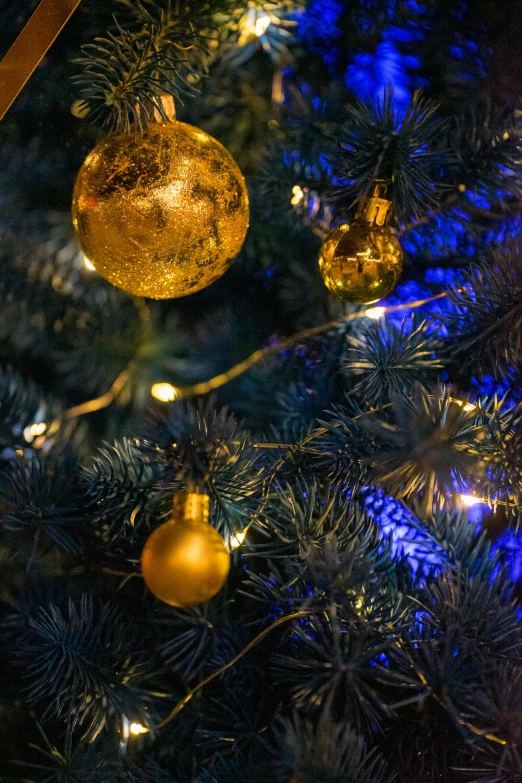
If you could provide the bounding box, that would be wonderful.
[172,491,210,526]
[355,181,393,227]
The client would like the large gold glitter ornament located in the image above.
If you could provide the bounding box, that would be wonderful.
[72,121,249,298]
[318,184,403,303]
[141,492,230,607]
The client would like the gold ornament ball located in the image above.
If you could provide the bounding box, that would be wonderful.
[72,121,249,299]
[141,494,230,607]
[318,221,403,303]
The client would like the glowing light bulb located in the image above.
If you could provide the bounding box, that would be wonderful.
[291,185,304,206]
[129,722,148,735]
[459,494,484,507]
[365,306,386,320]
[230,531,246,549]
[355,596,364,610]
[30,422,46,437]
[254,13,271,36]
[151,383,179,402]
[83,255,96,271]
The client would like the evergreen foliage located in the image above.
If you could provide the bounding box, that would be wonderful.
[2,0,522,781]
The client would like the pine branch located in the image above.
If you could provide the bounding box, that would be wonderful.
[418,566,521,659]
[272,714,394,783]
[12,723,120,783]
[141,398,265,539]
[342,317,444,408]
[84,438,169,562]
[73,1,227,133]
[448,240,522,378]
[448,105,522,209]
[123,759,182,783]
[155,603,224,680]
[271,614,409,732]
[1,455,86,563]
[329,88,451,220]
[16,594,151,740]
[0,366,73,458]
[361,384,491,509]
[216,1,302,66]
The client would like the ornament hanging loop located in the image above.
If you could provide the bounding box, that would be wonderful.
[171,490,210,526]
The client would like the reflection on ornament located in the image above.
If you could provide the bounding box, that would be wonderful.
[141,492,230,607]
[83,255,96,271]
[72,121,249,299]
[318,183,403,303]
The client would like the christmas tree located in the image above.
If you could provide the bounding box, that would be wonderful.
[1,1,522,780]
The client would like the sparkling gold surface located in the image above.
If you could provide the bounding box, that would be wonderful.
[72,122,249,299]
[318,221,403,303]
[141,494,229,607]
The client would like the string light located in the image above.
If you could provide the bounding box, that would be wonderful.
[459,494,486,508]
[230,531,246,549]
[23,421,47,443]
[129,722,149,735]
[291,184,304,206]
[58,291,453,423]
[365,306,386,320]
[151,382,179,402]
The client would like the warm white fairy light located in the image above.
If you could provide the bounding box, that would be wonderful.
[365,306,386,320]
[24,422,46,442]
[459,494,485,508]
[151,383,179,402]
[230,531,246,549]
[129,722,149,735]
[291,185,304,206]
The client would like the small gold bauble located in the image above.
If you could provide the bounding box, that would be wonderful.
[72,121,249,299]
[319,222,403,303]
[141,493,230,607]
[318,184,403,303]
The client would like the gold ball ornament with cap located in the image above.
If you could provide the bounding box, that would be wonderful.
[318,184,403,303]
[141,492,230,607]
[72,102,249,299]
